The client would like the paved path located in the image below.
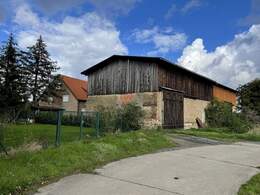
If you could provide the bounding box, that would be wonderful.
[36,142,260,195]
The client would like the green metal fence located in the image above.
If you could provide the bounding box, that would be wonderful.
[0,110,101,154]
[38,110,101,146]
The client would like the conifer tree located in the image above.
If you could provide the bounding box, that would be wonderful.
[0,34,28,119]
[27,36,59,104]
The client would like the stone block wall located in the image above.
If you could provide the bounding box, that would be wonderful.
[85,92,164,128]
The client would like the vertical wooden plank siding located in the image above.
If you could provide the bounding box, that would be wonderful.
[88,59,159,95]
[158,66,213,101]
[88,58,213,101]
[162,89,184,128]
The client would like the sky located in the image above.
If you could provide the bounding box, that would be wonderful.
[0,0,260,89]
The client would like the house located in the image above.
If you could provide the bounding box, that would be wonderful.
[39,75,88,113]
[81,55,236,128]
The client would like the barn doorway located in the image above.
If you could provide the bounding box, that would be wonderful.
[161,87,184,129]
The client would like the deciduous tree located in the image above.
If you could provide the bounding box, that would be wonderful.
[237,79,260,116]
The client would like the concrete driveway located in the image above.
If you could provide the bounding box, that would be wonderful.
[36,142,260,195]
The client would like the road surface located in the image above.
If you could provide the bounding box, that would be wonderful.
[36,141,260,195]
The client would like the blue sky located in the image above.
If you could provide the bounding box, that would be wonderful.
[0,0,260,88]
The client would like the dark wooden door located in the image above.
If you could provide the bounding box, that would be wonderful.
[162,89,184,129]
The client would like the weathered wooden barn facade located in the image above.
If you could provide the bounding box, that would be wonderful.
[82,55,237,128]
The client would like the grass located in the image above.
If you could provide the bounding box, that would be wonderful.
[238,173,260,195]
[1,124,95,149]
[0,129,174,195]
[170,127,260,142]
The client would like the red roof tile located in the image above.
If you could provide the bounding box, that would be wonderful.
[61,75,87,101]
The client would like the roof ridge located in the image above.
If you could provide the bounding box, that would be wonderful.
[60,74,87,83]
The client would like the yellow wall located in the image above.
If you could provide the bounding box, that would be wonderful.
[184,98,209,129]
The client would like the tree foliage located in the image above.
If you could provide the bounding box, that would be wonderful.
[205,99,252,133]
[97,102,145,133]
[237,79,260,116]
[26,36,59,104]
[0,34,29,120]
[0,34,59,121]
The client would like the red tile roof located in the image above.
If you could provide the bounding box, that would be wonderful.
[61,75,87,101]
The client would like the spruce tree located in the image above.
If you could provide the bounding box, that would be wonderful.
[0,34,29,119]
[27,36,59,105]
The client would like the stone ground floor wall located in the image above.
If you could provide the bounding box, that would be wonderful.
[85,92,164,128]
[184,98,209,129]
[85,93,210,129]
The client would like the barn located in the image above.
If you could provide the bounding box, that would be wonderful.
[81,55,236,129]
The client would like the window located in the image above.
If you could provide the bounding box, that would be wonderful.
[63,95,69,102]
[48,97,53,104]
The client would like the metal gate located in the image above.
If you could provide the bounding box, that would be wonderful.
[162,87,184,129]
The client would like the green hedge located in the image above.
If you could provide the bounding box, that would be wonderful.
[34,103,144,131]
[34,112,95,127]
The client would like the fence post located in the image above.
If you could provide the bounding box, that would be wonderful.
[79,111,83,140]
[95,112,100,137]
[120,113,123,131]
[55,110,62,146]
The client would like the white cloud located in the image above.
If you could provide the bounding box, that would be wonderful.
[164,0,203,20]
[14,4,128,78]
[132,27,187,55]
[181,0,202,13]
[177,25,260,89]
[88,0,141,17]
[14,4,40,27]
[164,4,177,20]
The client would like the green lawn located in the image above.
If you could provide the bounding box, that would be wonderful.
[170,128,260,142]
[238,173,260,195]
[1,124,95,149]
[0,129,174,195]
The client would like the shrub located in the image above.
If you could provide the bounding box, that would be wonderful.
[241,108,260,125]
[35,111,97,127]
[35,111,57,124]
[34,111,79,126]
[62,113,80,126]
[205,99,252,133]
[121,102,145,131]
[96,105,119,133]
[97,102,145,133]
[228,113,252,133]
